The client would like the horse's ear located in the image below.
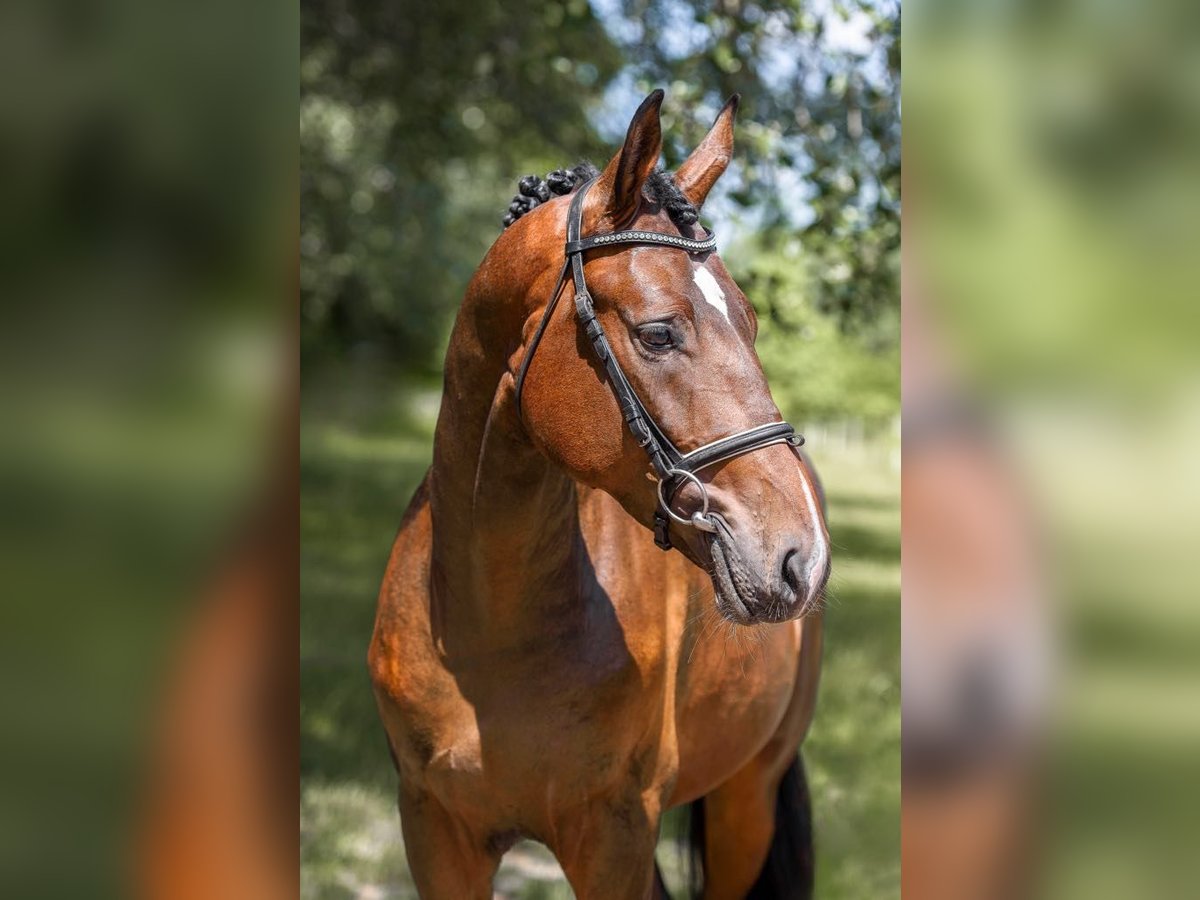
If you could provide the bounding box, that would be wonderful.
[675,94,739,209]
[594,90,664,228]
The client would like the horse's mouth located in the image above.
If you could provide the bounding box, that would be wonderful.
[706,517,756,624]
[705,515,813,625]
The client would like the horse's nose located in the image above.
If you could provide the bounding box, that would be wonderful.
[782,539,830,612]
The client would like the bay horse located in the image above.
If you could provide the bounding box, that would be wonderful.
[369,90,831,899]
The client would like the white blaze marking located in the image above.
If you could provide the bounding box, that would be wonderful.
[795,455,830,589]
[692,266,729,322]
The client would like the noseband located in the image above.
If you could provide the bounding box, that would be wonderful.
[514,177,804,551]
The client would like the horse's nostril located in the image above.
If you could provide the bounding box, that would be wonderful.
[782,544,829,608]
[782,548,806,600]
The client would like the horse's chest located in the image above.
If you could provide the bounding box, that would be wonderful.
[403,635,666,813]
[672,621,805,800]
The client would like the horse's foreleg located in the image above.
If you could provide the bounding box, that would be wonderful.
[697,749,783,900]
[553,791,663,900]
[397,784,498,900]
[699,615,823,900]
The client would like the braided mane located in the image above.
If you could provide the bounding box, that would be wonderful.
[502,163,699,229]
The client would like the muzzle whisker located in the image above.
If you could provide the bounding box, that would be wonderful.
[687,603,724,665]
[684,589,716,629]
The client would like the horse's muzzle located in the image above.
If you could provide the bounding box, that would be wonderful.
[707,515,828,624]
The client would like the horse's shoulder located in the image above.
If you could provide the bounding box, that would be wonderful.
[376,469,433,605]
[369,471,436,692]
[396,468,433,535]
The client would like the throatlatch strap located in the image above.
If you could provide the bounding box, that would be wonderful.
[513,258,570,416]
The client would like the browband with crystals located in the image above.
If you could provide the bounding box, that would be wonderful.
[514,177,804,550]
[564,229,718,256]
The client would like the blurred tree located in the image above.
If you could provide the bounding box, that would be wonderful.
[728,232,899,423]
[301,0,900,420]
[301,0,622,369]
[609,0,900,338]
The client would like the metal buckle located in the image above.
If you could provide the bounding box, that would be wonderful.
[628,416,653,447]
[653,512,672,550]
[574,291,594,321]
[656,468,717,533]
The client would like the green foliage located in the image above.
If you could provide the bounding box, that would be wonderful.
[730,231,899,422]
[301,0,900,411]
[301,0,622,369]
[606,0,901,335]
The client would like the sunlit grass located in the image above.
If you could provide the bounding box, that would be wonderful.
[301,368,899,898]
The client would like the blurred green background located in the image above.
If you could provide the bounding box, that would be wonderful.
[0,1,293,895]
[908,0,1200,896]
[301,0,899,896]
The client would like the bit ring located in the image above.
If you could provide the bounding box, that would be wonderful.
[657,468,716,532]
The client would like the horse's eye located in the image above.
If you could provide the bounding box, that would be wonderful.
[637,323,675,351]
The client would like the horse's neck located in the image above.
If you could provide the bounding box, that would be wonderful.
[427,281,584,645]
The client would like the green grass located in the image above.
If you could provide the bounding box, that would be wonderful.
[301,365,899,898]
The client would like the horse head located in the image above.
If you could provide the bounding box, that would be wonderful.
[503,90,830,624]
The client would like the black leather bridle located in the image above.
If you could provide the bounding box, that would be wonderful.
[514,177,804,550]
